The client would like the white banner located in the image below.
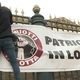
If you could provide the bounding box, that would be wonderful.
[0,24,80,72]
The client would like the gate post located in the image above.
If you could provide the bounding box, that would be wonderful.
[31,5,54,80]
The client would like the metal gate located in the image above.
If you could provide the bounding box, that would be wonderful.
[1,13,80,80]
[0,71,80,80]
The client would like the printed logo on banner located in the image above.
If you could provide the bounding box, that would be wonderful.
[4,29,43,66]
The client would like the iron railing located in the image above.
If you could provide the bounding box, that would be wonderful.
[1,14,80,80]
